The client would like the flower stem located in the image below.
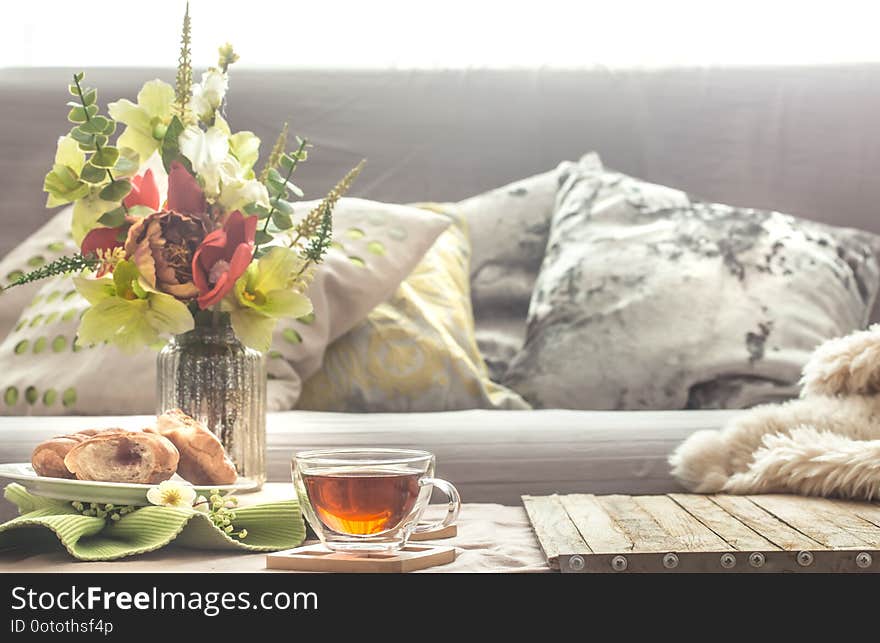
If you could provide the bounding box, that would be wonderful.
[254,136,308,255]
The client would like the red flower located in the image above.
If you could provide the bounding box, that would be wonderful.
[167,161,207,215]
[124,168,160,211]
[192,211,257,309]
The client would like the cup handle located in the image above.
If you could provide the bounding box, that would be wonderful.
[412,477,461,534]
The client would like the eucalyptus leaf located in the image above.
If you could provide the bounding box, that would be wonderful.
[81,88,97,106]
[102,119,117,136]
[77,140,97,152]
[279,154,296,172]
[244,203,271,219]
[272,211,294,230]
[112,149,139,177]
[273,198,294,215]
[91,146,120,169]
[286,181,304,198]
[73,72,84,82]
[99,179,132,202]
[98,206,127,228]
[126,205,153,218]
[69,127,95,145]
[68,84,79,96]
[67,106,88,124]
[80,162,108,184]
[79,116,110,134]
[255,230,274,245]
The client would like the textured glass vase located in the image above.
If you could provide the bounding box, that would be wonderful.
[157,311,266,490]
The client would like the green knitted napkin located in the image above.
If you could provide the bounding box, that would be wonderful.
[0,483,306,561]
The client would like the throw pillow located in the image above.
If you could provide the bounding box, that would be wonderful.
[296,206,529,412]
[454,153,602,381]
[504,164,880,410]
[0,199,449,415]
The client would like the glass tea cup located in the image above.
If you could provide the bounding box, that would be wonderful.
[292,448,461,553]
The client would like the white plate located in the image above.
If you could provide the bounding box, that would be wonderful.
[0,463,254,505]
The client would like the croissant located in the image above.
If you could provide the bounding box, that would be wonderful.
[147,410,237,485]
[63,430,179,484]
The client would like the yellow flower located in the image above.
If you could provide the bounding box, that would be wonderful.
[108,80,175,163]
[146,480,197,508]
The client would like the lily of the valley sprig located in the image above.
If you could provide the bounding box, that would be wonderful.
[7,2,364,354]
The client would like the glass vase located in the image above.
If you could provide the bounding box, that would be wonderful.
[157,310,266,490]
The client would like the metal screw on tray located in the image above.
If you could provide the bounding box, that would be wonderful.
[796,551,814,567]
[719,553,737,569]
[662,553,679,569]
[748,552,765,568]
[568,555,585,571]
[856,552,873,569]
[611,555,628,572]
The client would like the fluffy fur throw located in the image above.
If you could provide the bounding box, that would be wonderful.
[670,325,880,500]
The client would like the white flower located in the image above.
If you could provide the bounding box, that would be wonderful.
[219,174,270,213]
[146,480,197,508]
[190,69,228,121]
[193,495,210,513]
[179,125,229,198]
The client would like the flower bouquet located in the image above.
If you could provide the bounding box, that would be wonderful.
[9,3,363,486]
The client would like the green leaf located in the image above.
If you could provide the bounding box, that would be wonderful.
[254,230,274,245]
[67,104,98,124]
[68,106,89,123]
[81,88,97,106]
[102,119,117,136]
[274,198,294,215]
[68,84,79,96]
[160,115,191,173]
[112,148,139,177]
[98,206,127,228]
[244,203,271,219]
[77,140,97,152]
[69,127,95,145]
[91,146,120,169]
[73,72,84,83]
[98,179,132,202]
[272,211,294,230]
[79,116,110,134]
[279,154,296,172]
[80,162,108,184]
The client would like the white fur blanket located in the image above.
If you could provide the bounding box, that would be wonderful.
[670,326,880,500]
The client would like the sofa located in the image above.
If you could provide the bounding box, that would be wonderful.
[2,65,880,515]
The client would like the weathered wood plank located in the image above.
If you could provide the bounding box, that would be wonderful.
[669,493,780,551]
[749,495,877,549]
[710,495,823,550]
[831,500,880,532]
[634,495,732,552]
[559,494,633,554]
[522,494,589,569]
[595,495,680,552]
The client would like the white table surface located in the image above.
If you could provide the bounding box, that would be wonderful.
[0,483,549,573]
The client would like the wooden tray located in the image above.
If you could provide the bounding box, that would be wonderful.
[267,543,455,573]
[410,523,457,541]
[523,493,880,573]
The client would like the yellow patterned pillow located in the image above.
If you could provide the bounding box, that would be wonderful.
[297,207,529,412]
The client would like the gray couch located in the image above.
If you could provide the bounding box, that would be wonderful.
[1,65,878,510]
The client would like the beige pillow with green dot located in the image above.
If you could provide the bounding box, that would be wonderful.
[0,199,449,415]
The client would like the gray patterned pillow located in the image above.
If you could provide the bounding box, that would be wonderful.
[503,165,880,410]
[456,153,602,380]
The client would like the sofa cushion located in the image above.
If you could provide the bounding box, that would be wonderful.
[455,153,602,380]
[297,206,529,412]
[504,162,880,410]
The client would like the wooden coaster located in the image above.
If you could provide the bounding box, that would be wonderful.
[410,522,458,541]
[267,543,456,573]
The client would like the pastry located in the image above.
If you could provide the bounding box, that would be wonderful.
[147,410,238,485]
[31,428,124,478]
[64,430,179,484]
